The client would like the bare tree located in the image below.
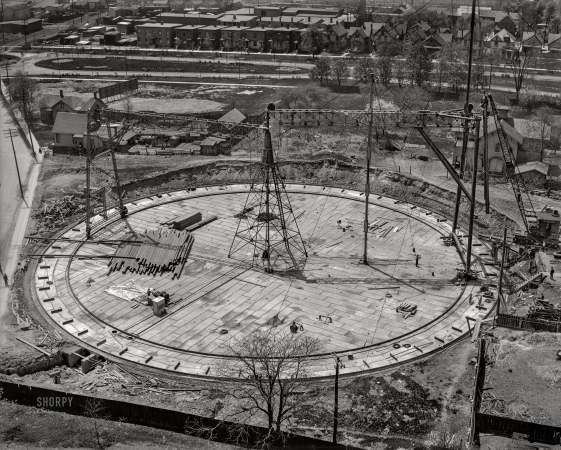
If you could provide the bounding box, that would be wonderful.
[528,106,554,161]
[124,96,134,113]
[83,398,111,450]
[377,56,393,86]
[309,55,331,84]
[394,59,407,87]
[330,59,350,86]
[186,329,323,447]
[7,70,37,123]
[485,47,503,89]
[223,329,323,432]
[506,46,534,100]
[301,25,327,59]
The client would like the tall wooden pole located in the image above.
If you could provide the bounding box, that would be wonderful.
[452,0,478,234]
[4,129,25,200]
[333,356,340,444]
[482,96,490,214]
[497,227,507,316]
[85,111,91,239]
[362,73,374,264]
[466,118,481,272]
[264,108,272,273]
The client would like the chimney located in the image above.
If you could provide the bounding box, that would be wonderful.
[60,90,64,98]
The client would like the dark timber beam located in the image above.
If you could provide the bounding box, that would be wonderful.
[416,127,473,204]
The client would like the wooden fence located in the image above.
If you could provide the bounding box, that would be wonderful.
[475,413,561,444]
[0,380,353,449]
[495,313,561,333]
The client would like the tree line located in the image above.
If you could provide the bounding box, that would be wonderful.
[308,42,511,95]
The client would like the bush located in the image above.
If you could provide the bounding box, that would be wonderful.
[519,85,561,112]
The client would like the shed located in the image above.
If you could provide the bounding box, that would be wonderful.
[200,136,227,156]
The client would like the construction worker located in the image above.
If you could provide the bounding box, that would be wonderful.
[415,254,420,267]
[290,321,299,334]
[551,268,555,280]
[3,273,8,286]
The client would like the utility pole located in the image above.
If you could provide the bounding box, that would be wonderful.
[466,118,481,272]
[362,72,374,265]
[0,0,5,44]
[332,355,344,444]
[4,129,25,200]
[85,111,91,239]
[452,0,478,236]
[497,227,507,316]
[482,96,490,214]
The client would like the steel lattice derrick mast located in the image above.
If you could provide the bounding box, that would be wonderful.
[229,107,307,273]
[85,117,131,239]
[487,94,536,234]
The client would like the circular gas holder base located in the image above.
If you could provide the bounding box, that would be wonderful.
[33,185,493,379]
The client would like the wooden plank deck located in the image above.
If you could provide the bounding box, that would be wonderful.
[33,185,493,379]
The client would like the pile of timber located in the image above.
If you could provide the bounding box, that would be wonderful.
[528,299,561,322]
[162,212,202,231]
[108,229,194,279]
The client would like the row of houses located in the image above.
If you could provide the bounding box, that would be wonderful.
[127,4,560,54]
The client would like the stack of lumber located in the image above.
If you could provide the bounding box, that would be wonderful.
[108,229,194,279]
[234,206,254,219]
[184,215,218,232]
[161,212,202,231]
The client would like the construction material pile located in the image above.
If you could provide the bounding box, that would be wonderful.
[108,228,193,279]
[527,299,561,322]
[396,302,417,319]
[161,212,218,231]
[33,195,87,232]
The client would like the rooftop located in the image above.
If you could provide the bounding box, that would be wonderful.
[513,118,551,140]
[218,108,246,123]
[52,112,88,135]
[136,22,181,28]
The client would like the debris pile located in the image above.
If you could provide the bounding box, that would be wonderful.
[33,195,87,231]
[528,299,561,322]
[397,302,417,319]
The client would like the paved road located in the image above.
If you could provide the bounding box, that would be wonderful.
[0,84,44,348]
[10,53,561,96]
